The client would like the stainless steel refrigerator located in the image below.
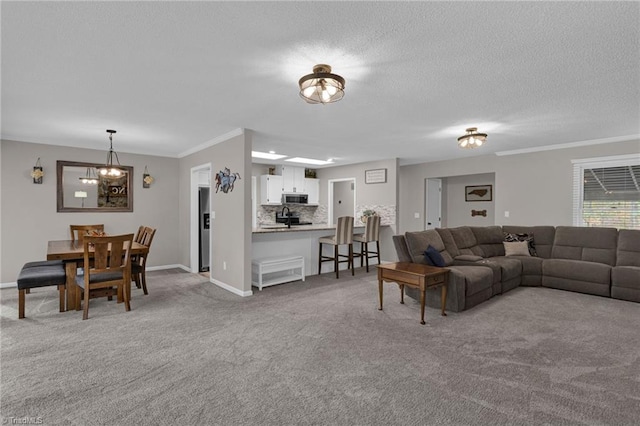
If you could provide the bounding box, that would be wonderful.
[199,187,210,272]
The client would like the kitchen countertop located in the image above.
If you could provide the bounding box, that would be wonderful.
[253,224,365,234]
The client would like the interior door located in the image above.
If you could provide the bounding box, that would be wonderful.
[425,178,442,229]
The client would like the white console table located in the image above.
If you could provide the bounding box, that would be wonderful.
[251,255,305,291]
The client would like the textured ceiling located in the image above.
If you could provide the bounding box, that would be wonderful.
[2,1,639,166]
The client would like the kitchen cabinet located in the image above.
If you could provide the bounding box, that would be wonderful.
[260,175,283,205]
[305,178,320,205]
[277,165,305,193]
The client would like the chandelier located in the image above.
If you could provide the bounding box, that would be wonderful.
[79,167,98,184]
[97,129,124,177]
[299,64,345,104]
[457,127,487,149]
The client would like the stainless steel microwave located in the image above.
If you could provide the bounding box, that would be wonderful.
[282,193,308,204]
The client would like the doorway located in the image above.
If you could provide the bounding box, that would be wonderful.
[190,164,212,275]
[425,178,442,229]
[328,178,356,224]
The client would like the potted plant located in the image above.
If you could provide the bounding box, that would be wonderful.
[361,209,377,223]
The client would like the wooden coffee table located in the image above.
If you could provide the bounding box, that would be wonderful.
[377,262,449,324]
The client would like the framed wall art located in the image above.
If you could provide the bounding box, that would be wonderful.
[465,185,492,202]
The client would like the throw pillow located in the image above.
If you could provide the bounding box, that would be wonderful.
[422,250,435,266]
[424,245,446,267]
[503,232,537,256]
[503,241,531,257]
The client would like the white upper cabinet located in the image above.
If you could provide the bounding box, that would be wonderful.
[277,165,306,193]
[305,178,320,205]
[260,175,283,205]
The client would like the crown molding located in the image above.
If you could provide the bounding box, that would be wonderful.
[177,128,244,158]
[495,134,640,157]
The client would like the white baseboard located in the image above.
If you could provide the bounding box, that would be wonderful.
[210,278,253,297]
[1,282,17,289]
[146,264,191,272]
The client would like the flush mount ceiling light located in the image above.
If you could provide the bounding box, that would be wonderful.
[97,129,124,177]
[457,127,488,149]
[299,64,345,104]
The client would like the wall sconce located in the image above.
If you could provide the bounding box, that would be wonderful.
[30,158,44,184]
[142,166,154,188]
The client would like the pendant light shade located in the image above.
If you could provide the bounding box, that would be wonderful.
[299,64,345,104]
[79,167,98,184]
[97,129,124,177]
[457,127,488,149]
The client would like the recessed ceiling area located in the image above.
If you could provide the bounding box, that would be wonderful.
[2,2,638,166]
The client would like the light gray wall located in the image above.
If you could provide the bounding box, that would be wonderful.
[399,139,640,233]
[445,173,495,227]
[0,139,180,282]
[178,132,252,294]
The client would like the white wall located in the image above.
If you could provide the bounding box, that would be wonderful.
[399,139,640,233]
[0,139,180,283]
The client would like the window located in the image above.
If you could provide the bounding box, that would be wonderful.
[572,155,640,229]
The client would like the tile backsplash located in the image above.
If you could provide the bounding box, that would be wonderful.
[257,204,395,226]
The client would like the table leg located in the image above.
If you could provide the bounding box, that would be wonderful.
[420,286,426,325]
[65,261,77,311]
[378,278,383,310]
[440,284,448,316]
[399,284,405,304]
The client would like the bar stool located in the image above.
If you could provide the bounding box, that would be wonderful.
[318,216,355,278]
[353,215,381,272]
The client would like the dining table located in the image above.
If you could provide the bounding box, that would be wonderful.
[46,239,149,311]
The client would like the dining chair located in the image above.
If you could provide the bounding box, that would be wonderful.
[318,216,355,279]
[132,226,156,295]
[75,233,133,320]
[70,224,105,244]
[353,215,381,272]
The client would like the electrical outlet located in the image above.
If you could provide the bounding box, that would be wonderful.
[211,211,215,219]
[223,261,227,270]
[414,212,420,219]
[504,211,510,218]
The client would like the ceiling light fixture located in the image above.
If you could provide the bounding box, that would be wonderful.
[97,129,124,177]
[79,167,98,184]
[299,64,345,104]
[252,151,287,160]
[457,127,487,149]
[285,157,334,166]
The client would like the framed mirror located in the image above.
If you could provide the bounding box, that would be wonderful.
[57,160,133,212]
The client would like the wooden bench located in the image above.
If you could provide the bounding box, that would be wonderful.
[251,255,305,291]
[17,260,67,319]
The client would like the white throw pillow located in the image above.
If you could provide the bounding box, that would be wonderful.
[503,241,531,256]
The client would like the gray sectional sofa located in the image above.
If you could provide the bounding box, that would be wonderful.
[393,225,640,312]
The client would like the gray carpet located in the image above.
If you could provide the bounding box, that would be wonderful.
[1,268,639,425]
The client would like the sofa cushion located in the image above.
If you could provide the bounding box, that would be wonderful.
[449,227,484,256]
[543,259,611,285]
[470,226,505,258]
[611,266,640,290]
[551,226,618,266]
[448,265,494,297]
[502,226,556,258]
[617,229,640,267]
[435,228,460,257]
[404,230,453,266]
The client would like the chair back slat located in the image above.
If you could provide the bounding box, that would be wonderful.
[335,216,354,245]
[70,224,105,244]
[365,215,381,242]
[84,234,133,279]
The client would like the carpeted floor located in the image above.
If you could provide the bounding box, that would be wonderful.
[1,268,639,425]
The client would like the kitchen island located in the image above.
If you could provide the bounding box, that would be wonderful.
[252,223,393,277]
